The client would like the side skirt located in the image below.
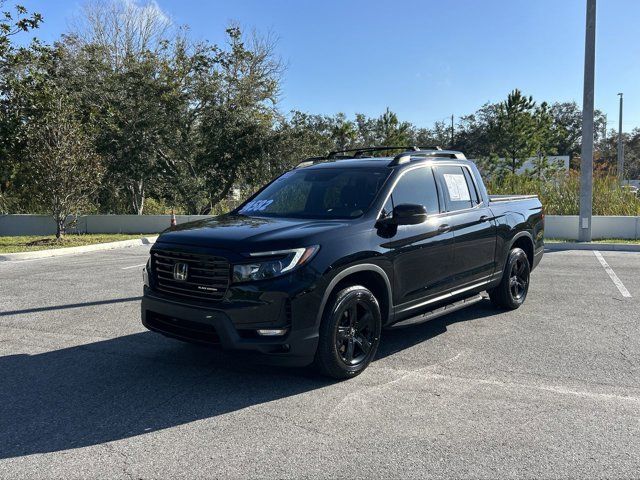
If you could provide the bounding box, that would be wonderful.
[387,293,485,329]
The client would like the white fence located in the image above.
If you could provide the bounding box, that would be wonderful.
[1,214,640,240]
[544,216,640,240]
[0,214,211,236]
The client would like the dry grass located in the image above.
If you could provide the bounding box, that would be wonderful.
[486,172,640,216]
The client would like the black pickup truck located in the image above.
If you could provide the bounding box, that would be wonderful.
[141,147,544,378]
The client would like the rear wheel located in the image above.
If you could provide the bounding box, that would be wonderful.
[313,285,381,379]
[488,247,530,310]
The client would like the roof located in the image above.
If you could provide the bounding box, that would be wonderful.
[296,154,472,171]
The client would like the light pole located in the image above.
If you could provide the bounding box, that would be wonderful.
[450,114,454,148]
[617,92,624,182]
[579,0,596,242]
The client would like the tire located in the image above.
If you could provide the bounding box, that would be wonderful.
[488,247,530,310]
[313,285,382,379]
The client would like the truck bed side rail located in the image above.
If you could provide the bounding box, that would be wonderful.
[489,195,539,203]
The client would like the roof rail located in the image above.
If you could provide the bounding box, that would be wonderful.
[327,146,423,159]
[389,149,466,166]
[294,146,463,169]
[296,145,447,168]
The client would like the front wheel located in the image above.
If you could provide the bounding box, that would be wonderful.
[313,285,381,379]
[488,247,530,310]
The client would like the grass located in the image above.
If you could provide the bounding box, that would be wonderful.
[0,234,147,253]
[546,238,640,244]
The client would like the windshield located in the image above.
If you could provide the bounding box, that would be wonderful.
[237,168,390,219]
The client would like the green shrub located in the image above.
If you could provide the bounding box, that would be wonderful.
[143,198,185,215]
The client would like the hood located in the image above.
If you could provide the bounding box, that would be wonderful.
[157,214,351,251]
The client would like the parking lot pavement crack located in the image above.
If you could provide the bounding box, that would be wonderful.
[328,352,465,417]
[418,371,640,406]
[490,365,640,392]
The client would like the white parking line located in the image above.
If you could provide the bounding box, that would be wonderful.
[121,263,146,270]
[593,251,631,298]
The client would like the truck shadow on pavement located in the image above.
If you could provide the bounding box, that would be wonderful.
[377,299,498,360]
[0,300,497,460]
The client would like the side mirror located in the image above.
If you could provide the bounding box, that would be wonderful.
[394,204,428,225]
[377,203,428,227]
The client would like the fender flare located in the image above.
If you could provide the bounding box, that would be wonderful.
[507,230,535,269]
[315,264,393,326]
[509,230,534,252]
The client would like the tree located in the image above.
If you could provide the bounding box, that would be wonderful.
[330,113,357,150]
[0,2,42,56]
[185,26,283,213]
[354,108,413,147]
[527,102,562,179]
[624,128,640,180]
[70,0,173,69]
[415,119,454,150]
[600,127,640,180]
[454,102,500,158]
[0,1,42,213]
[489,89,538,174]
[66,0,178,214]
[22,97,104,238]
[549,101,607,159]
[273,111,338,169]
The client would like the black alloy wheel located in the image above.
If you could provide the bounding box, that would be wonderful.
[314,285,382,379]
[335,300,376,366]
[488,247,530,310]
[509,255,529,301]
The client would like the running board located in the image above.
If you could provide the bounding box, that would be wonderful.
[389,294,485,329]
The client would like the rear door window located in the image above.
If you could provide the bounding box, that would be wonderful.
[434,166,473,212]
[462,167,481,206]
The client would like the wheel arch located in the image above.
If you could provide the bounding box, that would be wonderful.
[316,264,393,327]
[509,231,534,267]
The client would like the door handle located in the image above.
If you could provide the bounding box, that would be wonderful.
[438,224,451,233]
[479,215,491,222]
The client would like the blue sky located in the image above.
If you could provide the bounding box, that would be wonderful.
[22,0,640,131]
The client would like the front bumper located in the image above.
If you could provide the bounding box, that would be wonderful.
[141,290,319,367]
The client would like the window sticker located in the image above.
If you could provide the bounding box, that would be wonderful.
[443,173,470,201]
[240,199,274,213]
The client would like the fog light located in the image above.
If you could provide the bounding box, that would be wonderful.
[256,329,288,336]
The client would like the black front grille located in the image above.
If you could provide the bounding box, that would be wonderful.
[151,249,230,301]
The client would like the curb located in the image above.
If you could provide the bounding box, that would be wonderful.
[545,242,640,252]
[0,236,158,261]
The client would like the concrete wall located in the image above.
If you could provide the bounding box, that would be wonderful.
[0,214,213,236]
[81,215,212,234]
[0,215,65,236]
[544,215,640,240]
[2,214,640,240]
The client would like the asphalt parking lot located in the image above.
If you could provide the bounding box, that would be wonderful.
[1,246,639,479]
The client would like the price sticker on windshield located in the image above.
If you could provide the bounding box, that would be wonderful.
[443,173,470,201]
[240,199,274,213]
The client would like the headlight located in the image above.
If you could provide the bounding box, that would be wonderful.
[232,245,319,283]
